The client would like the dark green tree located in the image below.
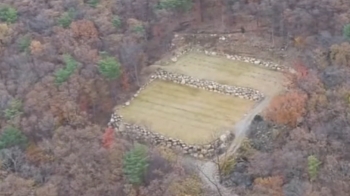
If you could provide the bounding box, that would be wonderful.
[54,54,78,85]
[4,99,22,120]
[98,54,121,80]
[123,144,149,185]
[308,155,322,182]
[343,24,350,40]
[58,8,76,28]
[0,127,27,150]
[0,6,17,24]
[112,16,122,29]
[157,0,193,12]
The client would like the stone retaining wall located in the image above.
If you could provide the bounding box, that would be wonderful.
[165,46,286,72]
[108,69,265,159]
[153,69,264,101]
[165,33,288,72]
[109,113,231,159]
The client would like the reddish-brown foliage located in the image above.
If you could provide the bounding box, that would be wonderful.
[294,60,308,79]
[70,20,99,40]
[25,143,53,165]
[121,70,130,91]
[254,176,284,196]
[102,127,115,149]
[286,60,309,87]
[265,90,307,127]
[30,40,44,55]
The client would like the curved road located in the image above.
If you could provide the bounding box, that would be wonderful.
[193,97,272,196]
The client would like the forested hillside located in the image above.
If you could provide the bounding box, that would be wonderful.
[0,0,350,195]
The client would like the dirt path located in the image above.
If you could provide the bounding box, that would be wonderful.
[220,96,272,159]
[194,96,273,196]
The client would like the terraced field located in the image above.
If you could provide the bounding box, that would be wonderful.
[161,52,285,97]
[119,52,285,145]
[119,80,255,144]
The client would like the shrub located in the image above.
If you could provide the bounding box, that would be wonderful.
[0,6,17,24]
[308,155,321,182]
[58,8,75,28]
[4,99,22,120]
[169,176,202,196]
[54,55,78,85]
[18,35,31,53]
[343,24,350,40]
[86,0,99,8]
[98,54,121,80]
[70,20,98,39]
[239,138,254,157]
[112,16,122,29]
[157,0,193,12]
[265,90,307,127]
[123,144,149,185]
[0,127,27,150]
[219,156,236,176]
[254,176,284,196]
[132,25,145,35]
[102,127,115,149]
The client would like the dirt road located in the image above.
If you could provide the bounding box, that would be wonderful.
[194,96,273,196]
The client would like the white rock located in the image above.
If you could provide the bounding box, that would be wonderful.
[220,134,227,142]
[254,60,261,64]
[171,57,177,62]
[211,52,217,56]
[125,101,130,106]
[181,78,186,84]
[219,143,226,149]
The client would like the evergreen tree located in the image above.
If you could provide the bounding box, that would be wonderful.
[344,24,350,40]
[123,144,149,185]
[98,54,121,80]
[308,155,321,182]
[0,126,27,150]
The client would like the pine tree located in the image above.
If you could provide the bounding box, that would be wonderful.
[98,54,121,80]
[343,24,350,40]
[308,155,321,182]
[0,126,27,150]
[123,144,149,185]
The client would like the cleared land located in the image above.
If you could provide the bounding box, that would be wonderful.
[119,80,255,144]
[160,52,285,97]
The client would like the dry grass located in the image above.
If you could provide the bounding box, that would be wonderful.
[119,80,255,144]
[159,52,285,97]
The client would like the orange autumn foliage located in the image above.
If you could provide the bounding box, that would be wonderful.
[102,127,115,149]
[265,90,307,127]
[25,144,53,164]
[70,20,98,40]
[254,176,284,196]
[121,71,130,91]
